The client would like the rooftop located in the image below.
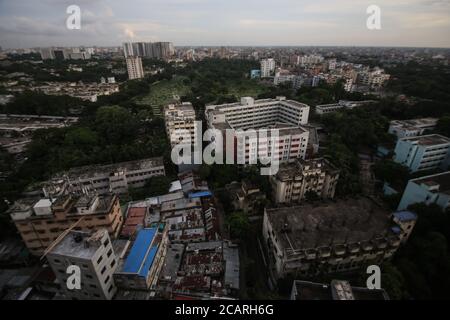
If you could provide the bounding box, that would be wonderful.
[292,280,389,300]
[411,171,450,195]
[49,229,108,260]
[400,134,450,146]
[275,158,339,181]
[55,157,164,180]
[118,226,164,277]
[265,197,394,250]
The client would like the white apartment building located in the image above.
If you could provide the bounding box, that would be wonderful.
[164,102,198,148]
[205,97,310,164]
[46,157,165,195]
[315,103,344,115]
[393,134,450,173]
[388,118,438,139]
[271,158,340,204]
[47,229,118,300]
[261,58,276,78]
[126,56,144,80]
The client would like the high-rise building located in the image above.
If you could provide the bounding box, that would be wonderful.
[39,47,55,60]
[122,42,174,60]
[261,58,276,78]
[271,158,340,204]
[46,229,118,300]
[164,102,198,148]
[205,96,311,164]
[126,56,144,80]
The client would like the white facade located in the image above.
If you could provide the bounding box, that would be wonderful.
[393,134,450,173]
[164,102,198,147]
[261,58,276,78]
[388,118,438,139]
[206,97,310,164]
[47,229,118,300]
[126,56,144,80]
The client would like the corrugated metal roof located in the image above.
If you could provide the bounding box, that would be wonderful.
[122,228,156,274]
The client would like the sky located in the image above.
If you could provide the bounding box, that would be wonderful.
[0,0,449,48]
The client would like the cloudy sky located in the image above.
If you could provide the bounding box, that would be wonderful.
[0,0,449,48]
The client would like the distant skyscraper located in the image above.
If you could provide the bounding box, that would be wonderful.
[126,56,144,80]
[39,47,55,60]
[122,42,174,60]
[261,58,275,78]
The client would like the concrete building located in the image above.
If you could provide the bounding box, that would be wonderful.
[39,47,55,60]
[397,171,450,211]
[291,279,389,300]
[46,157,165,196]
[226,180,266,215]
[126,56,144,80]
[263,197,416,280]
[114,225,168,292]
[205,97,310,164]
[164,102,198,148]
[270,158,340,204]
[393,134,450,172]
[9,193,123,256]
[315,103,344,115]
[122,42,174,60]
[46,229,118,300]
[173,241,239,299]
[261,58,276,78]
[388,118,438,139]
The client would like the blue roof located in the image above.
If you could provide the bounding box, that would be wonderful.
[122,228,157,274]
[189,191,212,198]
[393,211,417,222]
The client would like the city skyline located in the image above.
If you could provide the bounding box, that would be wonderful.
[1,0,450,49]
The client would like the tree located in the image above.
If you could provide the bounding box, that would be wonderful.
[436,116,450,137]
[226,211,250,240]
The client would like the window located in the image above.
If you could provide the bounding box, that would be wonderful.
[110,260,116,268]
[101,266,107,275]
[97,256,103,265]
[107,249,113,258]
[104,275,110,284]
[103,238,110,247]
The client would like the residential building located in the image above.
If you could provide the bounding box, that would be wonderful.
[388,118,438,139]
[122,42,174,60]
[164,102,198,148]
[263,197,416,280]
[172,241,239,299]
[270,158,340,204]
[205,96,310,164]
[9,193,123,256]
[290,280,389,300]
[114,225,168,291]
[393,134,450,172]
[226,180,266,214]
[45,157,165,195]
[261,58,276,78]
[126,56,144,80]
[274,69,295,86]
[39,47,55,60]
[46,229,118,300]
[315,103,344,115]
[397,171,450,211]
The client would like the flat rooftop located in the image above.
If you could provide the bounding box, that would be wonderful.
[56,157,164,180]
[293,280,389,300]
[266,197,393,250]
[275,158,339,181]
[50,230,107,260]
[119,227,161,277]
[411,171,450,195]
[400,134,450,146]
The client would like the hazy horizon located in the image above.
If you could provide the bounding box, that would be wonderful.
[1,0,449,49]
